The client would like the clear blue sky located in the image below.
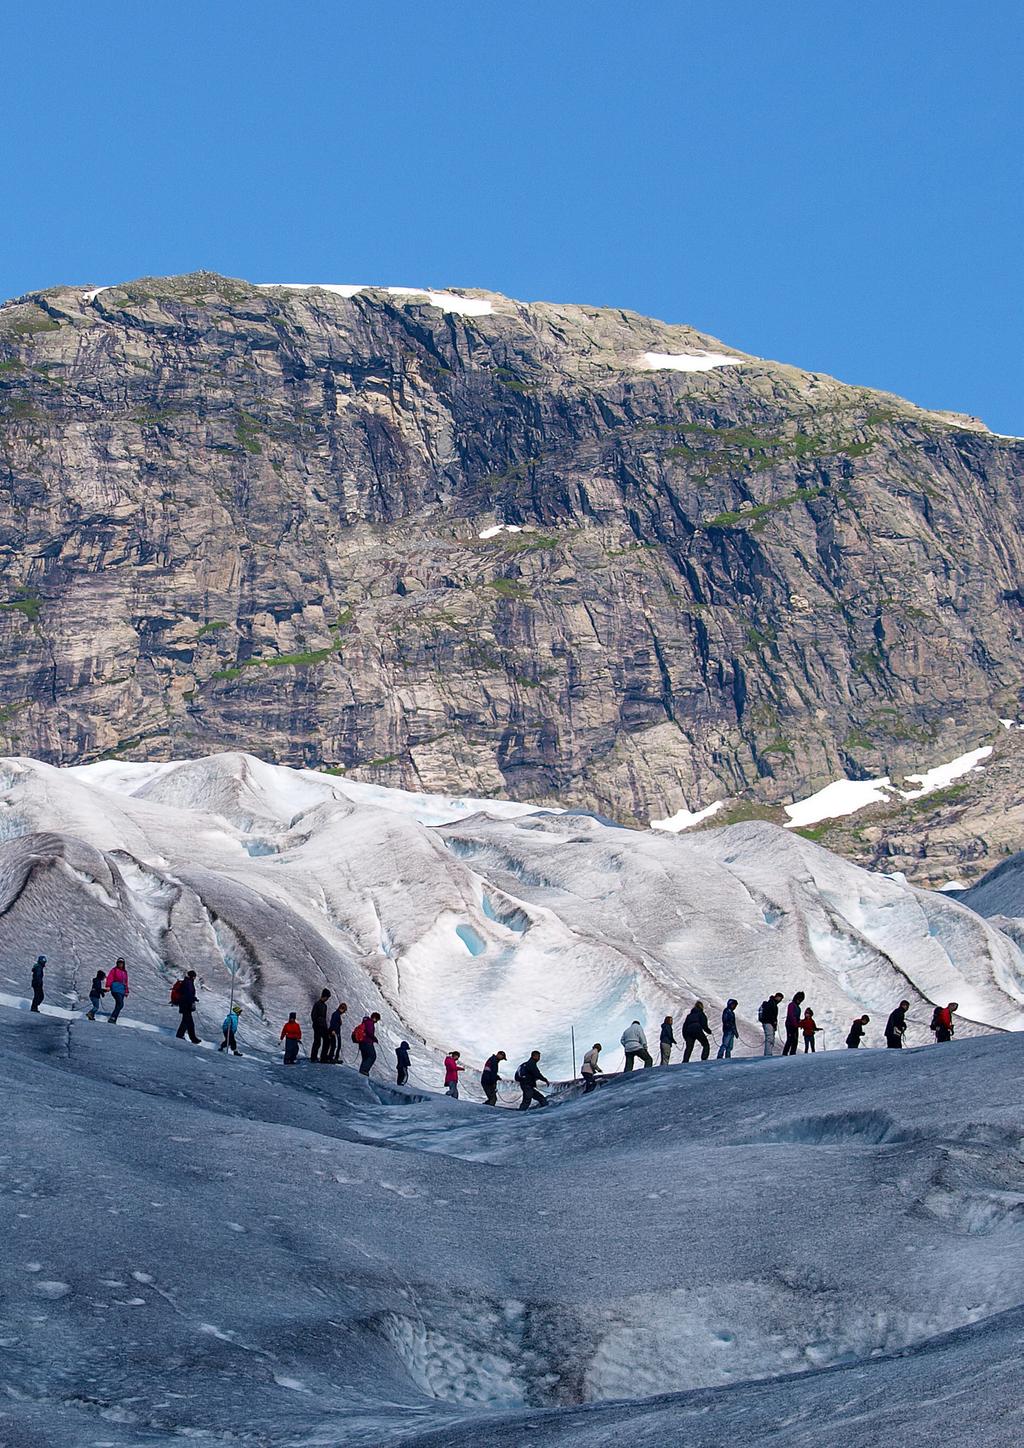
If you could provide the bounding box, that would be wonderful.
[4,1,1021,430]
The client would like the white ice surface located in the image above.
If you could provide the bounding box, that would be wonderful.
[638,350,744,372]
[784,776,893,828]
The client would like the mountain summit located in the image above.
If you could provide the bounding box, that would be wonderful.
[1,272,1021,843]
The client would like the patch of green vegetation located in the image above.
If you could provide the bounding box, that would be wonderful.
[606,541,659,558]
[0,359,26,374]
[705,485,824,529]
[331,607,354,628]
[318,764,347,776]
[197,620,230,638]
[494,368,540,393]
[363,754,400,768]
[794,822,833,841]
[852,648,884,675]
[842,439,875,458]
[905,781,971,813]
[842,729,875,751]
[0,700,29,723]
[745,625,776,649]
[761,737,793,757]
[235,411,263,455]
[707,802,782,827]
[0,399,45,424]
[493,532,560,554]
[210,641,343,681]
[0,590,41,622]
[0,306,60,337]
[487,578,532,600]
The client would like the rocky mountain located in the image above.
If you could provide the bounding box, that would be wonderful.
[1,272,1022,865]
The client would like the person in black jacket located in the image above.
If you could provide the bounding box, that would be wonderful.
[885,1001,910,1048]
[327,1001,347,1063]
[717,999,739,1059]
[659,1016,677,1065]
[846,1014,870,1049]
[310,989,331,1063]
[480,1050,506,1105]
[175,970,201,1044]
[396,1040,411,1086]
[516,1051,548,1109]
[682,1003,712,1061]
[759,993,784,1056]
[30,956,46,1012]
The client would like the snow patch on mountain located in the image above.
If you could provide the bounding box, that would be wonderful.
[638,350,744,372]
[650,800,724,832]
[785,743,995,829]
[258,283,493,316]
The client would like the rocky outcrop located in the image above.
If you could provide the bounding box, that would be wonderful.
[1,271,1022,832]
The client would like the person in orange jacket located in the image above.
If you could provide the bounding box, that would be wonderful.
[280,1012,302,1065]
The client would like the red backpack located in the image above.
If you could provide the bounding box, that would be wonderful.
[351,1020,366,1043]
[170,979,185,1007]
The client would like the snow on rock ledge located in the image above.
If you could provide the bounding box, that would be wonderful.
[637,350,745,372]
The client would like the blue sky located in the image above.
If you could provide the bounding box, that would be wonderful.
[3,1,1021,430]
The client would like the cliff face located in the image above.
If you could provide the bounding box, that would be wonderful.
[1,271,1022,825]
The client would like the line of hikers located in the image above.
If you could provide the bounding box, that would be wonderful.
[28,960,964,1102]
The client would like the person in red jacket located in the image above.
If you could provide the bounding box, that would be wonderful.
[443,1050,464,1098]
[105,959,129,1023]
[800,1008,820,1052]
[280,1013,302,1065]
[355,1012,381,1076]
[931,1002,958,1043]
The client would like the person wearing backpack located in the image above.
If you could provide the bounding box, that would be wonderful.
[758,993,784,1056]
[781,991,805,1055]
[443,1050,464,1098]
[682,1002,712,1061]
[310,989,331,1063]
[930,1002,958,1043]
[280,1013,302,1064]
[659,1016,676,1066]
[85,970,107,1020]
[219,1006,242,1055]
[885,1001,910,1048]
[353,1012,381,1075]
[480,1050,506,1105]
[717,1000,738,1059]
[800,1007,820,1052]
[846,1014,870,1048]
[515,1050,548,1109]
[620,1020,652,1070]
[327,1001,348,1063]
[106,959,129,1023]
[175,970,201,1044]
[30,956,46,1012]
[396,1041,411,1086]
[581,1043,603,1092]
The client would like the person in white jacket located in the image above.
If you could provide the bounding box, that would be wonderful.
[581,1043,603,1093]
[620,1020,653,1071]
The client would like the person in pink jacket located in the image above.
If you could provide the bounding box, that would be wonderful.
[105,959,129,1023]
[443,1050,464,1099]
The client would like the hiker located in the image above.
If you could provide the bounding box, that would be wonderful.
[396,1041,411,1086]
[659,1016,677,1065]
[443,1050,464,1098]
[930,1002,958,1043]
[682,1002,712,1061]
[280,1013,302,1064]
[327,1000,348,1063]
[717,1000,738,1059]
[219,1006,242,1055]
[846,1014,870,1049]
[515,1050,548,1109]
[782,991,806,1055]
[85,970,106,1020]
[174,970,201,1044]
[885,1000,910,1049]
[30,956,46,1012]
[620,1020,652,1070]
[480,1050,506,1105]
[800,1007,820,1052]
[106,959,129,1023]
[581,1043,603,1092]
[758,993,784,1056]
[310,989,331,1063]
[354,1012,381,1075]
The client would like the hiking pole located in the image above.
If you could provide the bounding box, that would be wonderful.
[571,1025,577,1080]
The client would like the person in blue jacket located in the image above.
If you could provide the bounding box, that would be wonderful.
[396,1041,411,1085]
[717,999,738,1058]
[219,1007,241,1055]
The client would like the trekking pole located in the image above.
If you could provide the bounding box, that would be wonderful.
[571,1025,577,1080]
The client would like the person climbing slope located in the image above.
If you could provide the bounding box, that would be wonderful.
[800,1007,820,1053]
[327,1000,348,1063]
[659,1016,676,1065]
[85,970,106,1020]
[443,1050,464,1098]
[396,1040,411,1086]
[280,1013,302,1064]
[782,991,805,1055]
[310,989,331,1063]
[758,993,784,1056]
[885,1000,910,1049]
[717,1000,738,1059]
[681,1002,712,1061]
[354,1012,381,1075]
[30,956,46,1012]
[106,959,129,1023]
[480,1050,506,1105]
[930,1002,958,1043]
[846,1014,870,1049]
[175,970,202,1044]
[219,1006,242,1055]
[515,1050,548,1109]
[581,1043,603,1092]
[620,1020,652,1070]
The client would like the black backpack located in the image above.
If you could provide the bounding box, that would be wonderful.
[930,1006,942,1031]
[514,1063,528,1084]
[757,1001,767,1023]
